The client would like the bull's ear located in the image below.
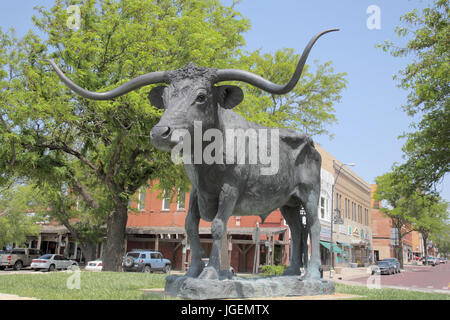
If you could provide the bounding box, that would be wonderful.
[216,85,244,109]
[148,85,167,109]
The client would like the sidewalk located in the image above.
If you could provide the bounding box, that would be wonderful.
[0,293,38,300]
[322,266,372,281]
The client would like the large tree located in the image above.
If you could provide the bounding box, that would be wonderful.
[380,0,449,191]
[0,0,250,271]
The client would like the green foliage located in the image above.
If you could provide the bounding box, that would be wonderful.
[0,184,41,248]
[259,264,287,277]
[236,49,347,138]
[379,0,449,190]
[430,223,450,257]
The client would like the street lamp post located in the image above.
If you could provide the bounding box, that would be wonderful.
[330,161,355,277]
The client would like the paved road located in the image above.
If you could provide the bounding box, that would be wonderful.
[349,263,450,292]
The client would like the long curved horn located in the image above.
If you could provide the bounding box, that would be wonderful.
[45,59,170,100]
[216,29,339,95]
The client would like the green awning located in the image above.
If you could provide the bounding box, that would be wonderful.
[320,241,344,253]
[338,242,353,248]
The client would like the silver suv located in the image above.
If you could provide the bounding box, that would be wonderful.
[0,248,42,270]
[122,250,171,273]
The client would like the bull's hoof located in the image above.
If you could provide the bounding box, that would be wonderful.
[304,268,321,280]
[185,262,204,278]
[198,266,219,280]
[219,269,234,280]
[282,266,301,276]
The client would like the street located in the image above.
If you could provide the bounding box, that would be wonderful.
[348,263,450,293]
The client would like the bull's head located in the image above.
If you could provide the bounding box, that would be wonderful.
[46,29,338,152]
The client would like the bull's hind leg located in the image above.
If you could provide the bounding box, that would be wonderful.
[185,188,205,278]
[280,205,303,275]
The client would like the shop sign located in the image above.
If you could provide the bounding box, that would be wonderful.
[320,227,331,240]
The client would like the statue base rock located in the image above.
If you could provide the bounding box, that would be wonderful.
[164,274,335,300]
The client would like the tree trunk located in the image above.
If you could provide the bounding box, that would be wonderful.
[102,201,128,272]
[423,236,428,265]
[397,239,404,269]
[79,241,97,263]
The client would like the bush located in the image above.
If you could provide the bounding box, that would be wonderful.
[259,265,287,276]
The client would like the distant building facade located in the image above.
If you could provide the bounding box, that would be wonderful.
[315,145,372,267]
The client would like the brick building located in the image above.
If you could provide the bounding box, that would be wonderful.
[371,185,414,263]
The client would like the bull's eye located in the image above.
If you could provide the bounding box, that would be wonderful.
[196,93,207,104]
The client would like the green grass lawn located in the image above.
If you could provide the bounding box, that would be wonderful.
[0,271,448,300]
[0,271,169,300]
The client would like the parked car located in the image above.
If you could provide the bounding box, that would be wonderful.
[85,258,103,271]
[0,248,42,270]
[31,254,78,272]
[382,258,400,273]
[372,260,395,275]
[439,257,447,264]
[122,250,171,273]
[424,256,439,266]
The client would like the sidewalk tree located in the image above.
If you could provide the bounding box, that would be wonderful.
[380,0,449,192]
[430,223,450,258]
[409,194,448,265]
[374,167,415,268]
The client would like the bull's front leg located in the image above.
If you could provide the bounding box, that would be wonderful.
[199,184,238,280]
[185,188,205,278]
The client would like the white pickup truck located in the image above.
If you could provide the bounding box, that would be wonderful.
[0,248,42,270]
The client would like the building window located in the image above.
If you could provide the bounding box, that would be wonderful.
[320,197,325,219]
[335,193,342,218]
[177,190,185,210]
[162,190,171,211]
[138,188,146,211]
[346,199,350,219]
[351,202,355,221]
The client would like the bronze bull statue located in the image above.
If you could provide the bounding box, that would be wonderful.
[47,29,338,280]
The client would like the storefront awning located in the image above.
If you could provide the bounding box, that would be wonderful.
[338,242,353,248]
[320,241,344,253]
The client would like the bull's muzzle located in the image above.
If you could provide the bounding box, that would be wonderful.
[150,126,173,151]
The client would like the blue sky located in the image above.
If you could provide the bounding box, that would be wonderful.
[1,0,448,202]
